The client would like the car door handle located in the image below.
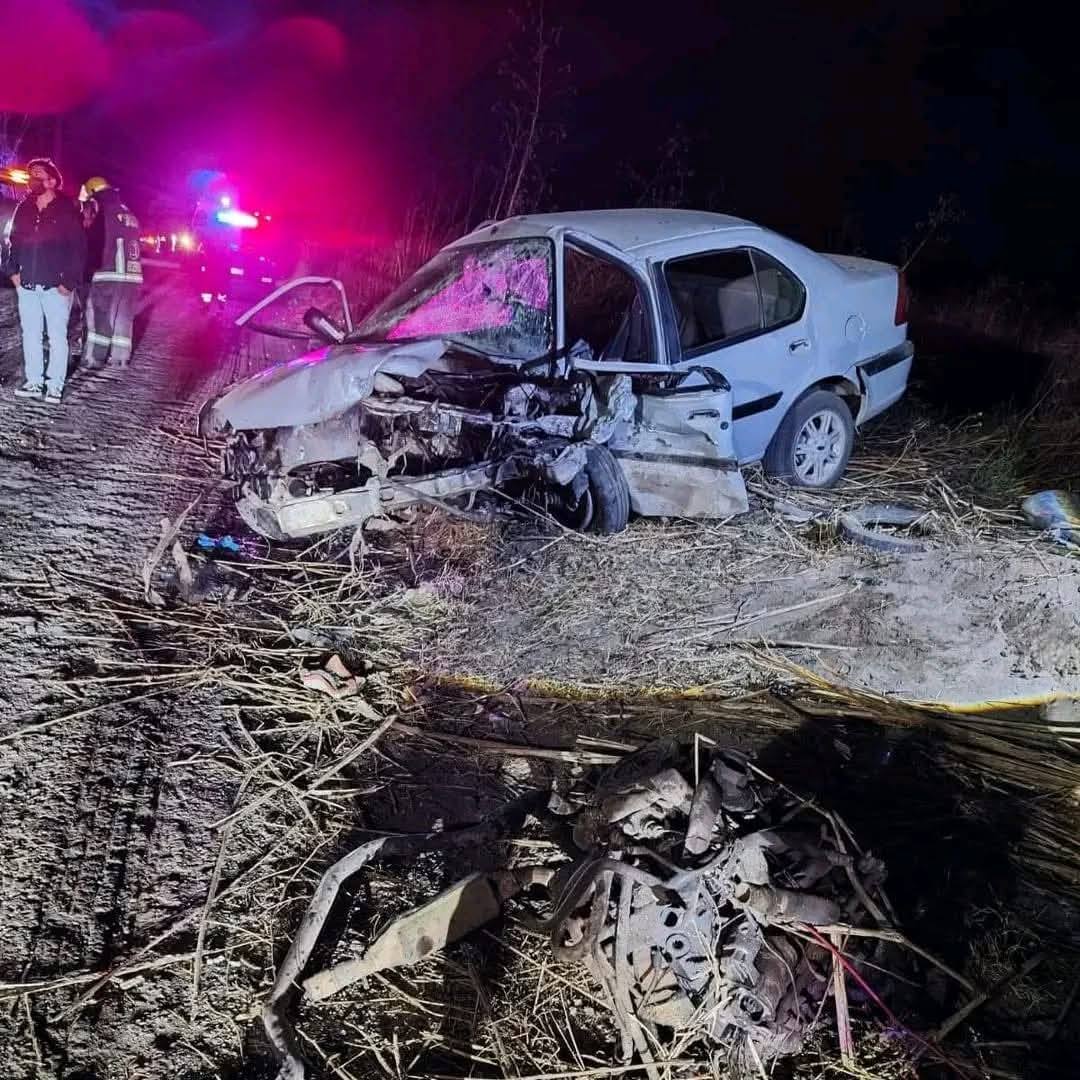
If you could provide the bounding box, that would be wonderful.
[788,338,810,353]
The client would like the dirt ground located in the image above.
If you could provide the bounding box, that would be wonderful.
[1,280,1079,1080]
[429,513,1080,705]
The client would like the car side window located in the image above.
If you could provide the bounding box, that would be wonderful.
[563,244,650,362]
[665,250,762,352]
[752,250,806,327]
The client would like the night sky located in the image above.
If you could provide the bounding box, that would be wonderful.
[2,0,1072,282]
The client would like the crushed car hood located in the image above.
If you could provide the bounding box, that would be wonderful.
[204,339,511,432]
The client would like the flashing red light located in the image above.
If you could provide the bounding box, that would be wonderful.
[215,208,258,229]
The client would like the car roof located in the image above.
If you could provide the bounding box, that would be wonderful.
[458,208,761,255]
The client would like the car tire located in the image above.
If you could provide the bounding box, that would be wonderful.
[546,444,630,534]
[583,443,631,534]
[763,388,855,488]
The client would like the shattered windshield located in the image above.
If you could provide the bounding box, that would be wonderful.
[354,238,554,360]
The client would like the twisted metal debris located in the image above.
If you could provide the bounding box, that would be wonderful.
[523,740,888,1076]
[266,743,888,1079]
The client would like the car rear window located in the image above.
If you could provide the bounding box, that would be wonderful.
[666,250,762,351]
[665,248,806,354]
[752,250,807,327]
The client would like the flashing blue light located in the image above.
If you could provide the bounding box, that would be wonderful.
[215,208,259,229]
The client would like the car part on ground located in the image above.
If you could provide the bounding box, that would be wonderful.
[260,797,543,1080]
[203,209,913,537]
[839,503,931,553]
[303,872,507,1001]
[1022,490,1080,548]
[525,742,887,1077]
[264,742,893,1080]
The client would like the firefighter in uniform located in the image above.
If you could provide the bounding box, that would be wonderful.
[82,176,143,369]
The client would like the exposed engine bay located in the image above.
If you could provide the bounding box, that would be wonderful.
[522,739,889,1076]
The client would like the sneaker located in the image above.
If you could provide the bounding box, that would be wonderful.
[14,382,43,399]
[44,388,64,404]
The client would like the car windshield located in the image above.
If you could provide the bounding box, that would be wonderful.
[354,237,554,360]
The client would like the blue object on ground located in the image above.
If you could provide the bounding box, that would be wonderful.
[196,533,242,553]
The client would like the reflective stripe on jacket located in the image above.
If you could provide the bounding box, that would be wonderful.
[88,188,143,285]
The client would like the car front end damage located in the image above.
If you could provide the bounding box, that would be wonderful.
[200,339,749,540]
[201,341,651,539]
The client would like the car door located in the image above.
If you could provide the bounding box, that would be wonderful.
[560,240,747,517]
[230,276,355,377]
[662,247,816,463]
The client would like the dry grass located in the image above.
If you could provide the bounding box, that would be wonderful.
[6,515,1078,1078]
[5,371,1077,1077]
[425,409,1072,696]
[0,533,438,1055]
[964,907,1055,1019]
[407,675,1080,902]
[278,675,1080,1079]
[916,284,1080,495]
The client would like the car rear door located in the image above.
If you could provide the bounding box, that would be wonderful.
[662,247,817,463]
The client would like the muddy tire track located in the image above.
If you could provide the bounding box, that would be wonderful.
[0,281,241,1077]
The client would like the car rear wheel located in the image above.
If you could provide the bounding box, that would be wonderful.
[545,444,630,534]
[763,389,855,488]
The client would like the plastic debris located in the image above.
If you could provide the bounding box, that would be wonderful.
[196,533,242,553]
[772,499,821,524]
[839,503,929,553]
[300,654,363,699]
[1021,490,1080,547]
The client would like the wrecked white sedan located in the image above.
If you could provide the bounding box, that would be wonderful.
[200,210,912,539]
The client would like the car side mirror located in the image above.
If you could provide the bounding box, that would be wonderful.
[303,306,345,343]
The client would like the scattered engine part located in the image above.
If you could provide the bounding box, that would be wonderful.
[516,741,888,1077]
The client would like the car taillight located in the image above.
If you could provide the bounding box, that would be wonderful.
[894,270,910,326]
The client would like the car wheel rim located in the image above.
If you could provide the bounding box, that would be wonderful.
[542,483,595,531]
[793,409,846,484]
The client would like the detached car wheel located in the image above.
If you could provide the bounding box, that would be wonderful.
[546,444,630,534]
[763,389,855,488]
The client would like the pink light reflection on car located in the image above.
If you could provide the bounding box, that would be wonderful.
[387,255,549,341]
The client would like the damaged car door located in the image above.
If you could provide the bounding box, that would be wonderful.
[228,276,357,376]
[561,239,747,519]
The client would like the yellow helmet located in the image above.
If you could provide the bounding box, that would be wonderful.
[83,176,109,195]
